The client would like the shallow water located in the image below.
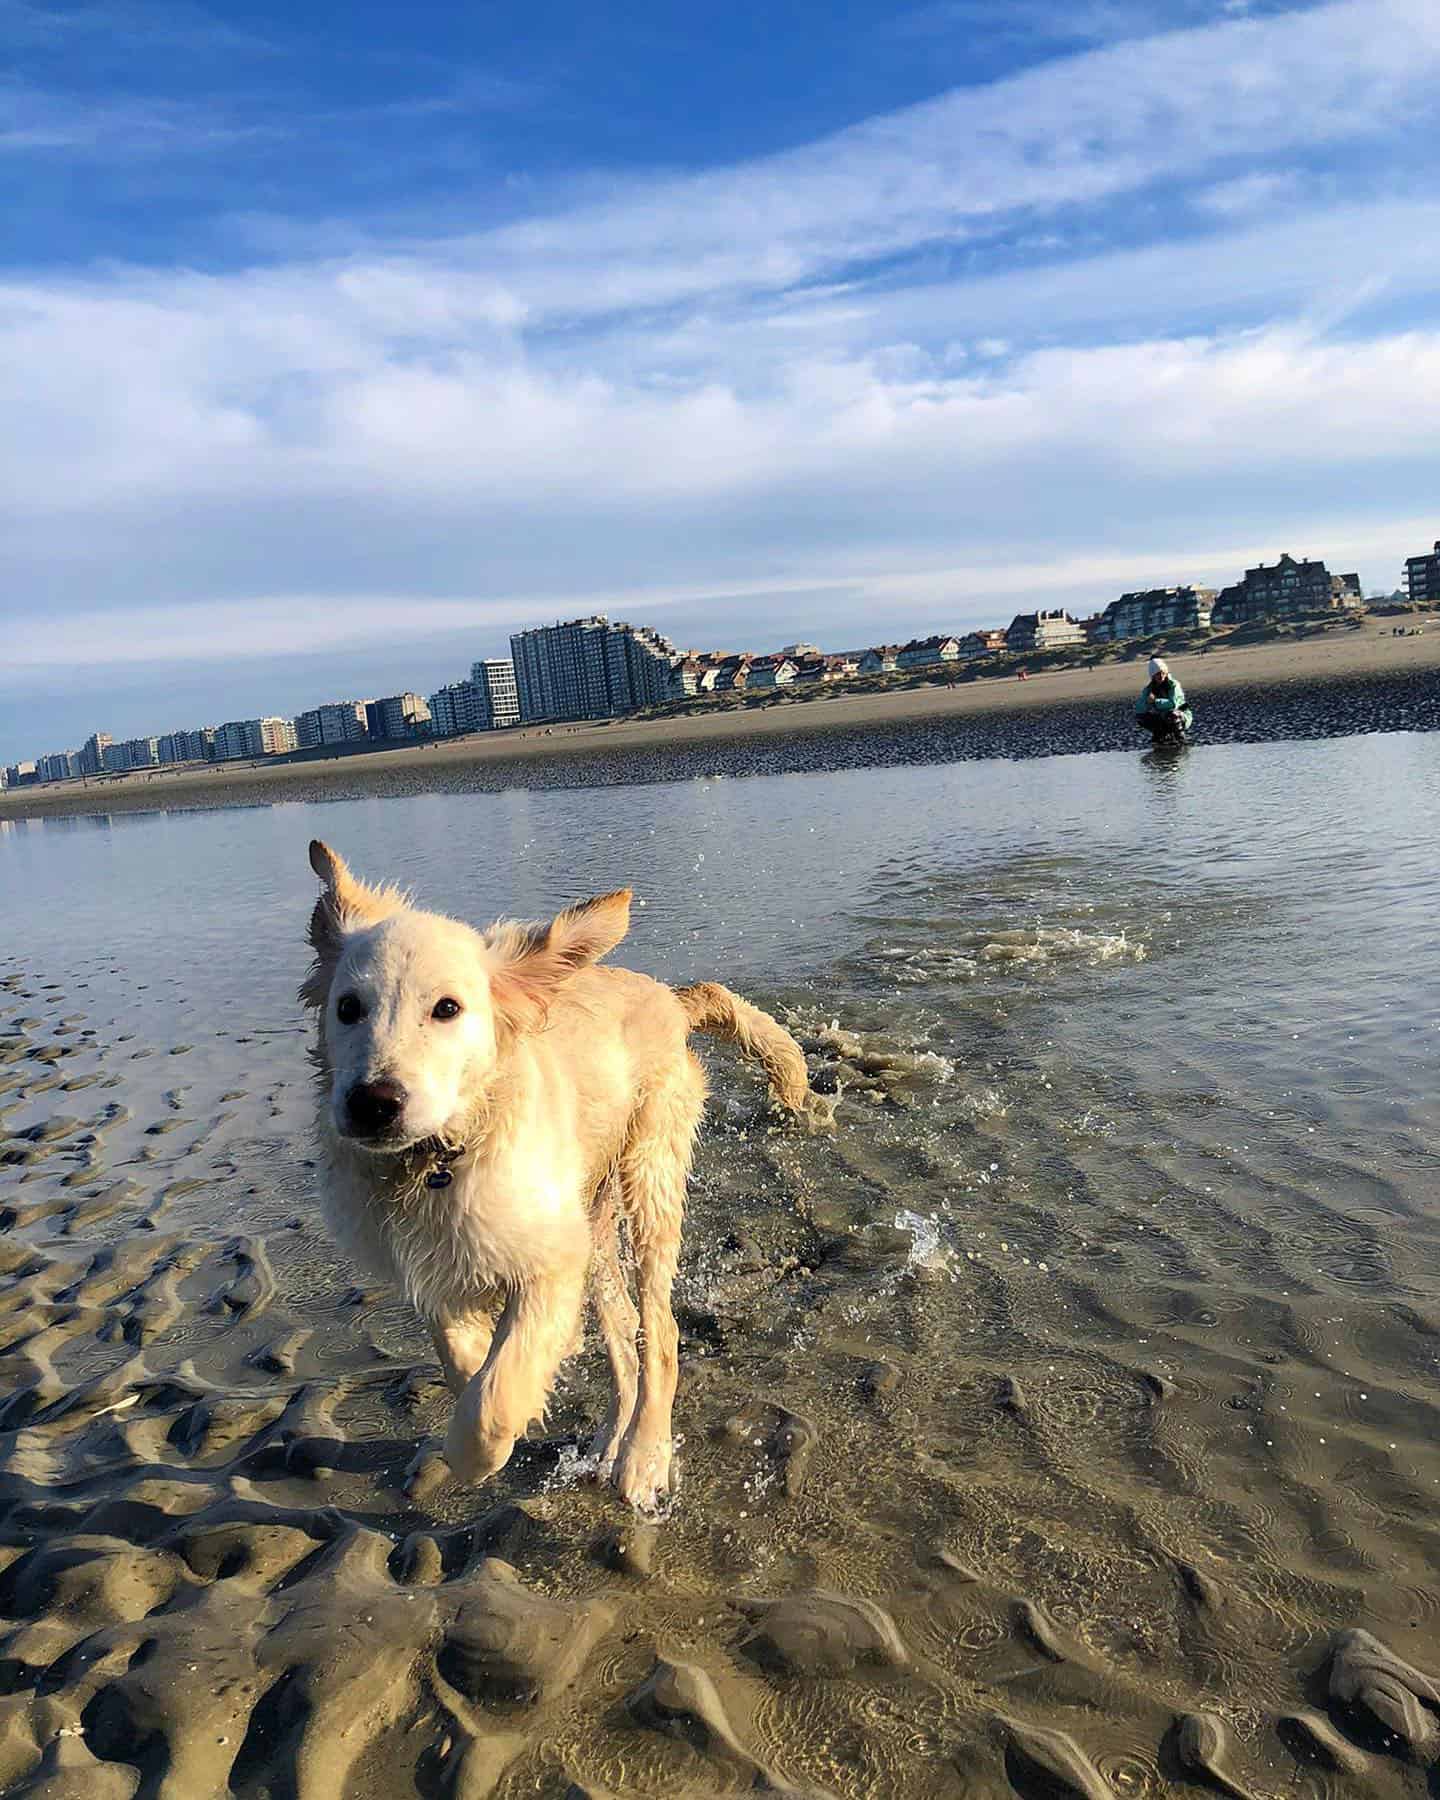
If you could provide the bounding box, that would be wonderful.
[2,733,1439,1797]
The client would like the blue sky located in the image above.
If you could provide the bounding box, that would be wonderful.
[3,0,1440,759]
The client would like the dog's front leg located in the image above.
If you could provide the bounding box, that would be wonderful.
[443,1264,587,1483]
[429,1310,495,1396]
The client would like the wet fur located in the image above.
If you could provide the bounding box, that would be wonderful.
[300,840,820,1511]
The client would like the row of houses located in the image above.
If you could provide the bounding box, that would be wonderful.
[656,552,1373,705]
[667,619,1085,696]
[7,543,1433,790]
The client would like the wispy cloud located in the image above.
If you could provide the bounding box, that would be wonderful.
[1192,169,1305,217]
[898,0,1270,51]
[0,79,274,157]
[0,0,279,57]
[446,0,1440,319]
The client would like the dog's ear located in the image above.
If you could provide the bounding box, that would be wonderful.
[489,890,632,1036]
[299,839,405,1008]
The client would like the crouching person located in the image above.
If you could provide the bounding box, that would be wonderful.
[1135,657,1192,743]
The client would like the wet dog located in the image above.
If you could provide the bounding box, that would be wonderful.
[300,840,821,1510]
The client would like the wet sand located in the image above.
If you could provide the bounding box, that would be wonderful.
[4,821,1440,1800]
[4,616,1438,821]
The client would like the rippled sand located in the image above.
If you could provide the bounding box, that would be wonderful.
[4,842,1440,1799]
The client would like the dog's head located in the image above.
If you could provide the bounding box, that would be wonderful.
[300,840,631,1152]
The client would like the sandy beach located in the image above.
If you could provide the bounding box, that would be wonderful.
[3,636,1440,1799]
[5,755,1440,1799]
[5,615,1438,822]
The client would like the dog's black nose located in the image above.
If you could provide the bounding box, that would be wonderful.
[346,1077,407,1135]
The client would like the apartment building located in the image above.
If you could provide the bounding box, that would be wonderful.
[370,693,431,740]
[78,732,112,776]
[428,682,482,737]
[470,658,520,728]
[1006,610,1086,652]
[214,717,297,761]
[1212,554,1362,626]
[1403,539,1440,606]
[295,700,369,749]
[1092,586,1216,643]
[509,616,681,721]
[214,721,250,762]
[157,727,215,764]
[120,736,160,769]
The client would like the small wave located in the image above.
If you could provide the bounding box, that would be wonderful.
[977,925,1146,965]
[894,1206,950,1271]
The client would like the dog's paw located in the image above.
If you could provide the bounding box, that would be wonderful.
[443,1419,516,1485]
[583,1430,620,1483]
[613,1435,673,1514]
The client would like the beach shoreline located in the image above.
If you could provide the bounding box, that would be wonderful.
[5,615,1438,821]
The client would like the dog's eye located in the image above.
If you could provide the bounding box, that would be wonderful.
[336,994,365,1025]
[432,997,462,1021]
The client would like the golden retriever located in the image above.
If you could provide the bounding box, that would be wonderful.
[300,840,821,1511]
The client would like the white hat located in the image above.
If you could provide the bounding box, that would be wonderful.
[1148,657,1169,677]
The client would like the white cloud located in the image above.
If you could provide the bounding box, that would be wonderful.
[4,261,1438,523]
[1193,169,1304,216]
[2,0,1438,726]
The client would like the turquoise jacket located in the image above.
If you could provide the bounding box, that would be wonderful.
[1136,675,1189,718]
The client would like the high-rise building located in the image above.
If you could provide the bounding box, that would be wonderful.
[611,623,682,710]
[509,617,681,722]
[214,717,296,761]
[35,751,80,782]
[510,617,611,721]
[430,659,522,737]
[1404,539,1440,606]
[215,721,252,762]
[120,736,160,769]
[260,716,297,755]
[295,701,369,749]
[78,732,112,776]
[157,727,215,764]
[372,693,431,739]
[428,683,479,738]
[470,658,520,729]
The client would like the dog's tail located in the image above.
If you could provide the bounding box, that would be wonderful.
[676,981,831,1126]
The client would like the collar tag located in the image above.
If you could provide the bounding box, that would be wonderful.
[425,1167,454,1190]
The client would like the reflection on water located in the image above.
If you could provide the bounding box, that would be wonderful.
[2,732,1440,1797]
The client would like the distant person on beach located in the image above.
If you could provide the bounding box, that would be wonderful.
[1135,656,1192,743]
